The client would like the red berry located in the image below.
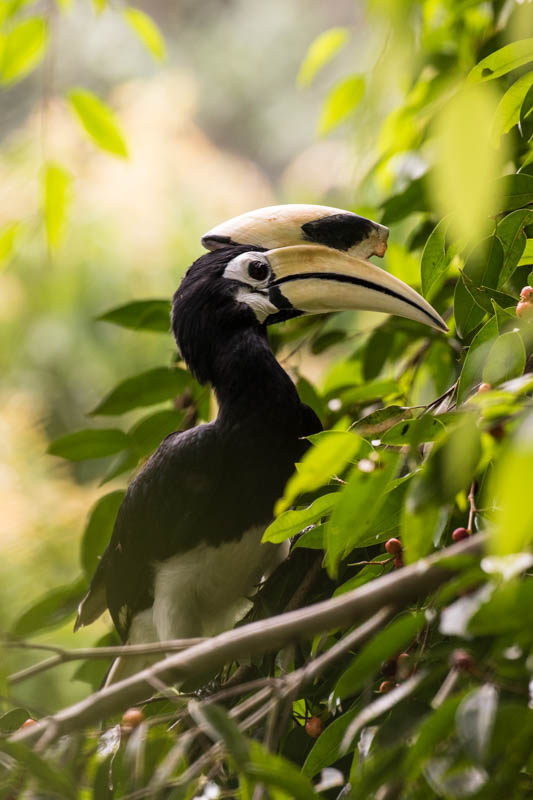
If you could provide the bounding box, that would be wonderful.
[122,708,144,728]
[19,718,36,729]
[385,538,402,555]
[516,301,533,320]
[393,555,404,569]
[450,648,474,671]
[379,681,396,693]
[305,716,323,738]
[452,527,470,542]
[520,286,533,302]
[477,382,492,393]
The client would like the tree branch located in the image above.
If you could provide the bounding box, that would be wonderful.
[10,533,484,747]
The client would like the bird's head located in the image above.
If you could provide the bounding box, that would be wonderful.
[172,205,447,383]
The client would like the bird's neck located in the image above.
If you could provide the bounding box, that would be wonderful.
[210,326,302,433]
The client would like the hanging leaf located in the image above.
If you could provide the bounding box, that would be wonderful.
[68,89,128,158]
[454,237,503,339]
[0,222,19,266]
[262,493,337,544]
[491,72,533,145]
[302,707,359,777]
[275,431,360,514]
[498,173,533,212]
[0,17,48,84]
[128,408,184,456]
[42,162,72,249]
[457,315,499,404]
[123,7,166,62]
[10,576,87,636]
[421,217,451,300]
[48,428,130,461]
[468,38,533,83]
[98,299,171,333]
[89,366,190,416]
[482,331,525,386]
[318,75,365,135]
[0,708,31,734]
[496,208,533,286]
[81,491,125,577]
[297,27,349,87]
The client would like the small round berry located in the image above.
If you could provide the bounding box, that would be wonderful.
[385,538,402,555]
[379,681,396,693]
[122,708,144,728]
[305,716,323,738]
[450,648,474,671]
[397,653,412,679]
[489,423,505,441]
[516,301,533,320]
[477,382,492,393]
[520,286,533,302]
[19,718,36,729]
[393,555,404,569]
[452,527,470,542]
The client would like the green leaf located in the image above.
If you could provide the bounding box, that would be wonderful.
[68,88,128,158]
[381,415,445,446]
[456,684,498,764]
[405,693,465,779]
[339,378,399,406]
[81,491,125,578]
[318,75,365,135]
[0,740,76,798]
[457,315,499,404]
[498,173,533,212]
[518,238,533,267]
[0,17,48,84]
[520,82,533,129]
[482,331,526,386]
[0,708,30,734]
[47,428,130,461]
[325,452,399,577]
[454,237,503,339]
[302,707,358,777]
[488,412,533,555]
[401,492,448,563]
[90,366,190,416]
[421,217,451,300]
[246,741,317,800]
[123,7,166,62]
[275,431,360,514]
[98,299,172,332]
[496,208,533,286]
[333,613,426,701]
[262,493,337,544]
[381,173,430,226]
[189,701,249,768]
[128,409,184,456]
[491,72,533,144]
[10,576,86,636]
[0,221,19,266]
[352,405,413,438]
[468,38,533,83]
[297,27,349,87]
[42,162,72,249]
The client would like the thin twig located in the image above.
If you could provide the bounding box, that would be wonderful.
[6,638,204,686]
[467,480,477,533]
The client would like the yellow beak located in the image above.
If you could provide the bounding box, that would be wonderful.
[265,245,448,333]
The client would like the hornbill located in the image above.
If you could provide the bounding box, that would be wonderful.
[76,204,447,684]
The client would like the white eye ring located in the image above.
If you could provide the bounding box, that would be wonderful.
[223,252,271,286]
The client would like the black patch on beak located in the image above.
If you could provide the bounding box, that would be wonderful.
[301,213,376,251]
[202,234,238,249]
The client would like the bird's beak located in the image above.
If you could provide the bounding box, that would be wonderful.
[202,204,389,261]
[265,244,448,333]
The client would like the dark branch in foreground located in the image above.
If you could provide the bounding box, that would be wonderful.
[10,533,484,747]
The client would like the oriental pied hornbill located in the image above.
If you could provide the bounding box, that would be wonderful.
[76,204,447,684]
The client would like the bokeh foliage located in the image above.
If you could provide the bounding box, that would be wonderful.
[2,0,533,798]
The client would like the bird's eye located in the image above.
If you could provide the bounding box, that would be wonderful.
[247,260,269,282]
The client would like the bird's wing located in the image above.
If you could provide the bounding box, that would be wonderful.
[76,423,227,639]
